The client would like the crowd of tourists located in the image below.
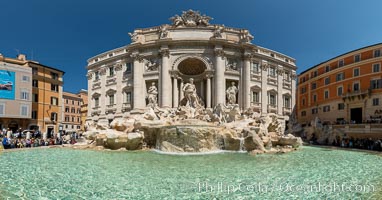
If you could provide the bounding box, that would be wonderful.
[0,128,78,150]
[310,133,382,151]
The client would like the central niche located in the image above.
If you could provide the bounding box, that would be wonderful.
[178,58,206,75]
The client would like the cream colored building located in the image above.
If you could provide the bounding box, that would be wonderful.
[0,55,32,132]
[86,10,297,128]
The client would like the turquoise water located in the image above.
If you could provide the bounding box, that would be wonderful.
[0,146,381,199]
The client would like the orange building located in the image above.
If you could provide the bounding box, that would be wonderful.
[29,62,64,135]
[62,91,82,132]
[297,43,382,126]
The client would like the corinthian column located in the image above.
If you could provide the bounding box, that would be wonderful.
[160,46,171,108]
[206,75,212,108]
[243,52,252,109]
[173,75,178,108]
[214,46,225,105]
[132,52,145,112]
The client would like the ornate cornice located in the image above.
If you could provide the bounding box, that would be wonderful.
[86,72,93,80]
[99,68,107,75]
[115,63,123,71]
[214,48,225,57]
[243,52,254,60]
[131,52,144,62]
[261,62,269,71]
[159,48,170,57]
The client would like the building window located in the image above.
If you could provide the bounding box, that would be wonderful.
[325,66,330,73]
[33,94,38,102]
[109,94,115,105]
[338,59,344,67]
[302,98,305,106]
[373,98,379,106]
[371,79,382,89]
[0,103,4,115]
[325,77,330,85]
[21,105,29,116]
[72,100,74,105]
[77,117,80,122]
[51,97,59,106]
[337,86,343,96]
[311,82,317,90]
[283,96,290,108]
[269,94,276,106]
[338,103,345,110]
[373,63,380,73]
[109,67,114,76]
[374,49,381,57]
[354,54,361,62]
[51,112,57,121]
[323,105,330,112]
[65,115,69,122]
[32,80,38,87]
[22,75,30,82]
[32,67,38,75]
[353,68,359,77]
[95,71,100,81]
[252,62,259,73]
[51,72,59,80]
[51,84,59,92]
[301,86,306,94]
[71,108,75,113]
[95,97,99,107]
[21,90,29,100]
[312,71,318,78]
[301,111,306,117]
[324,90,329,99]
[72,117,75,122]
[65,107,69,112]
[77,108,81,113]
[31,111,37,119]
[312,108,318,114]
[269,67,276,77]
[353,82,360,92]
[336,73,344,82]
[126,63,132,73]
[284,71,290,81]
[252,91,259,103]
[312,94,317,103]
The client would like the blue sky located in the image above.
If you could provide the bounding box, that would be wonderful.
[1,0,381,93]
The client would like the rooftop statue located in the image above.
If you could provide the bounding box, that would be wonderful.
[170,10,213,27]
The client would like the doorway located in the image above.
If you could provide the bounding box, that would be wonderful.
[350,108,362,124]
[47,127,54,138]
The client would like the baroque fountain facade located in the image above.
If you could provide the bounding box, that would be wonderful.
[84,10,302,153]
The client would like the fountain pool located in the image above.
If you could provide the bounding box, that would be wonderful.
[0,146,381,199]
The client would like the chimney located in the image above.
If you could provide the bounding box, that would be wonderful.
[17,54,26,61]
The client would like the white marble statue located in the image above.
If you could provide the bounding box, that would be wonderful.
[159,26,168,38]
[181,78,201,108]
[145,60,158,71]
[147,82,158,107]
[226,82,238,105]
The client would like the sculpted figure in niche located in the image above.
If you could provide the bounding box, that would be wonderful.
[145,60,158,71]
[226,82,238,105]
[146,82,158,107]
[182,78,201,108]
[159,26,168,38]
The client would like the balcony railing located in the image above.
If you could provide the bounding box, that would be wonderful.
[267,104,277,113]
[342,89,371,101]
[283,107,292,115]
